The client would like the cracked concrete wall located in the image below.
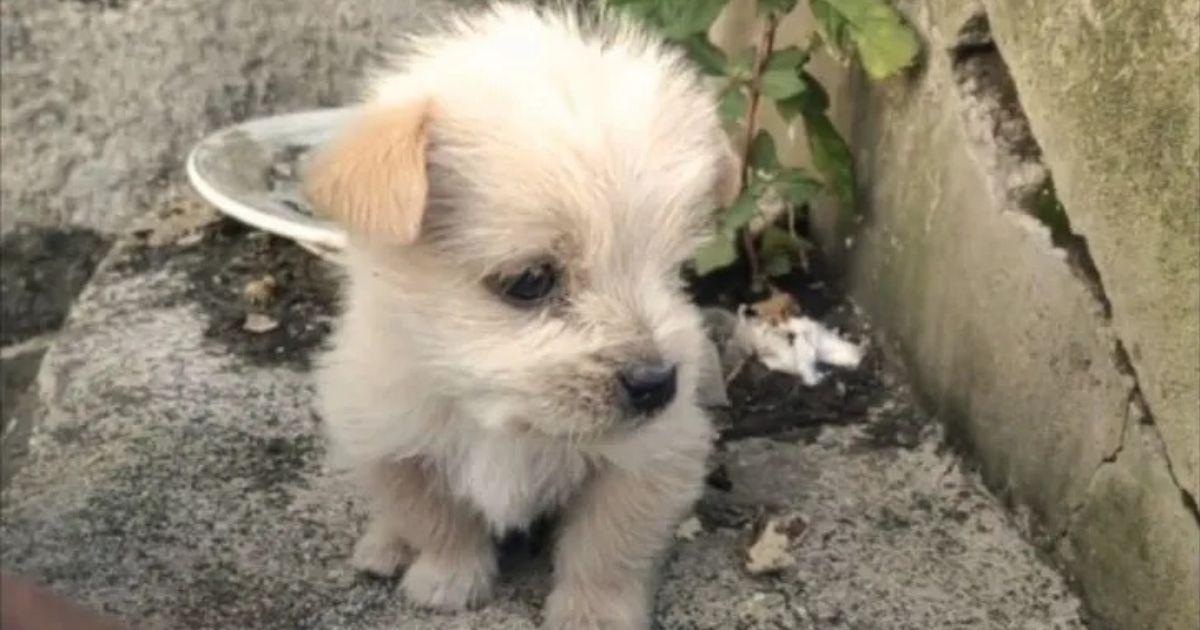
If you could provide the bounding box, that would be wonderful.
[980,0,1200,508]
[800,0,1199,627]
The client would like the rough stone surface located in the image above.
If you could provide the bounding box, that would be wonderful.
[0,343,45,486]
[983,0,1200,504]
[0,0,448,236]
[810,1,1200,627]
[837,5,1129,537]
[0,220,1087,629]
[1062,422,1200,630]
[0,225,111,486]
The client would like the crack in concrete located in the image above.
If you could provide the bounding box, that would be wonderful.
[949,11,1199,527]
[0,332,57,361]
[1109,340,1200,523]
[1055,390,1135,548]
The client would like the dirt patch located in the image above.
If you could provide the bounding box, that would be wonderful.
[715,351,884,443]
[690,256,918,446]
[116,218,338,369]
[0,225,111,347]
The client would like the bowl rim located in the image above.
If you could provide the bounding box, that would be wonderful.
[185,108,349,252]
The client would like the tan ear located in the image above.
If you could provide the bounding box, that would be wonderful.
[714,139,743,208]
[304,100,431,243]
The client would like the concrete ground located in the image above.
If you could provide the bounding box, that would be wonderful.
[0,204,1087,629]
[0,1,1087,628]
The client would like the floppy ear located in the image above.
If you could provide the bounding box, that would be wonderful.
[714,139,743,208]
[304,100,431,244]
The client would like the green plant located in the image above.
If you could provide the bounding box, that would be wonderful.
[608,0,919,286]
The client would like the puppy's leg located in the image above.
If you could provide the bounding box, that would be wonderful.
[355,459,497,611]
[543,436,708,630]
[350,513,416,578]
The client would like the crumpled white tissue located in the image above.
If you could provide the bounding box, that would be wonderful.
[738,309,863,386]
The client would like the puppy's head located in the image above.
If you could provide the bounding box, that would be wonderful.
[307,5,739,441]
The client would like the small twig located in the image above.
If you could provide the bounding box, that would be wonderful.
[740,13,778,193]
[725,354,751,385]
[737,11,779,286]
[741,228,760,286]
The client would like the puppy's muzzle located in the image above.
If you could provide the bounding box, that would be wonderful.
[618,361,678,416]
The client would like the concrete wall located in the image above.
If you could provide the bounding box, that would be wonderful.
[981,0,1200,512]
[782,0,1199,627]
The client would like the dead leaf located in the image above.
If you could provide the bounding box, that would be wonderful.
[243,275,278,306]
[243,313,279,334]
[175,231,205,247]
[744,511,808,575]
[749,290,799,326]
[675,516,704,542]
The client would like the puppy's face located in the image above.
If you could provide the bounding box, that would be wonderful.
[308,16,738,441]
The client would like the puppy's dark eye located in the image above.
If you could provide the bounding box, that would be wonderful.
[492,262,559,306]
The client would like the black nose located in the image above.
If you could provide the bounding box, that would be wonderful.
[619,362,678,414]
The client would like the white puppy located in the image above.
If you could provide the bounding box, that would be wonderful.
[306,4,739,628]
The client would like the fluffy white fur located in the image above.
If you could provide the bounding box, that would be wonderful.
[307,4,737,628]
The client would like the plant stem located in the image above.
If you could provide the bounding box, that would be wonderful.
[739,11,779,286]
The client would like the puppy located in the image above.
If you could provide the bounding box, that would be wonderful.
[305,4,740,628]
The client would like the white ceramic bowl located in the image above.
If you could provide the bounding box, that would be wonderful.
[186,108,354,260]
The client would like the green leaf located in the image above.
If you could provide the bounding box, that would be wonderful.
[764,46,808,72]
[760,67,806,99]
[801,108,855,207]
[802,71,830,110]
[608,0,663,26]
[607,0,655,10]
[810,0,852,56]
[762,248,793,277]
[745,178,769,201]
[808,0,919,79]
[658,0,730,40]
[757,0,799,14]
[681,35,728,75]
[720,192,760,236]
[759,226,812,276]
[775,72,829,121]
[775,94,804,122]
[693,233,739,275]
[727,47,757,81]
[851,19,919,78]
[774,167,823,206]
[749,130,780,172]
[718,86,748,124]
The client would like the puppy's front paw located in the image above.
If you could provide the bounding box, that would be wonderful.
[401,552,496,611]
[350,526,415,577]
[543,584,649,630]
